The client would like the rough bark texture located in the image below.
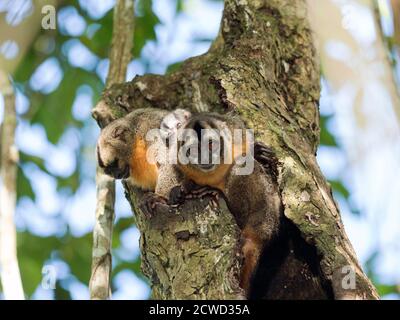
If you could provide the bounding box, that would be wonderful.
[124,185,244,299]
[89,0,134,300]
[93,0,378,299]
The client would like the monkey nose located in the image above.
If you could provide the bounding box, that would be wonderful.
[104,163,130,179]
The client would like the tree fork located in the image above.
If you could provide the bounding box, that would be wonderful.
[93,0,378,299]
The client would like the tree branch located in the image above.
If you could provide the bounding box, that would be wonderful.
[89,0,134,300]
[0,71,24,300]
[391,0,400,47]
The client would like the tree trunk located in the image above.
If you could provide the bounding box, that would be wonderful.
[93,0,378,299]
[89,0,134,300]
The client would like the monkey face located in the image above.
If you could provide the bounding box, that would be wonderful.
[160,109,192,147]
[177,113,250,174]
[178,115,231,172]
[97,119,134,179]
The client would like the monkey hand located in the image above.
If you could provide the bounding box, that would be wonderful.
[169,182,221,210]
[168,185,187,205]
[253,141,279,181]
[139,193,171,219]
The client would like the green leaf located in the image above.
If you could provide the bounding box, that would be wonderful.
[29,67,101,144]
[112,217,136,249]
[166,61,183,74]
[134,0,160,57]
[112,260,142,279]
[14,49,47,82]
[176,0,184,13]
[320,115,337,147]
[328,180,350,199]
[59,233,93,284]
[17,233,59,296]
[57,171,80,193]
[17,166,36,201]
[20,152,51,175]
[80,11,113,58]
[376,284,399,296]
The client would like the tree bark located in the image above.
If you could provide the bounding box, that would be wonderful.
[0,71,24,300]
[89,0,134,300]
[93,0,378,299]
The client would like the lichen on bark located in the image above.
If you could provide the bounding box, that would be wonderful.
[124,184,243,299]
[93,0,378,299]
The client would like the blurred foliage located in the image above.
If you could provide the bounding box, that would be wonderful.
[319,115,337,147]
[6,0,170,299]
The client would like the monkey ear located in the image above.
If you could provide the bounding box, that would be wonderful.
[174,109,192,121]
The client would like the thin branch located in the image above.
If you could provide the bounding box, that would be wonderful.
[89,0,134,300]
[373,0,400,125]
[391,0,400,46]
[0,71,24,300]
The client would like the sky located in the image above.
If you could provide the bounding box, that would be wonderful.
[0,0,399,299]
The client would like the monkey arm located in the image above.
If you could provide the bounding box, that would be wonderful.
[155,164,184,199]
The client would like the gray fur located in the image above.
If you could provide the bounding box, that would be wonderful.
[97,108,191,197]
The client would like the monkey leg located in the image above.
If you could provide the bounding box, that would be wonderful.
[240,226,263,295]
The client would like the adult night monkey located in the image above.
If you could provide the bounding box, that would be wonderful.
[169,112,283,295]
[96,107,191,215]
[170,112,332,299]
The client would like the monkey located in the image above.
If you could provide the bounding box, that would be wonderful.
[169,112,332,299]
[166,112,282,295]
[96,107,191,216]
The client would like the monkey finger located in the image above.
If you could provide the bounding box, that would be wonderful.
[169,185,186,205]
[254,141,273,153]
[187,186,219,198]
[209,198,219,211]
[154,202,171,216]
[139,202,153,219]
[140,193,169,219]
[255,154,272,163]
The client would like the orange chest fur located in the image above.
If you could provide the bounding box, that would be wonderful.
[130,137,158,190]
[181,164,230,192]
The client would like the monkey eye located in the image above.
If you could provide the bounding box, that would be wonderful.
[177,122,181,128]
[208,139,220,152]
